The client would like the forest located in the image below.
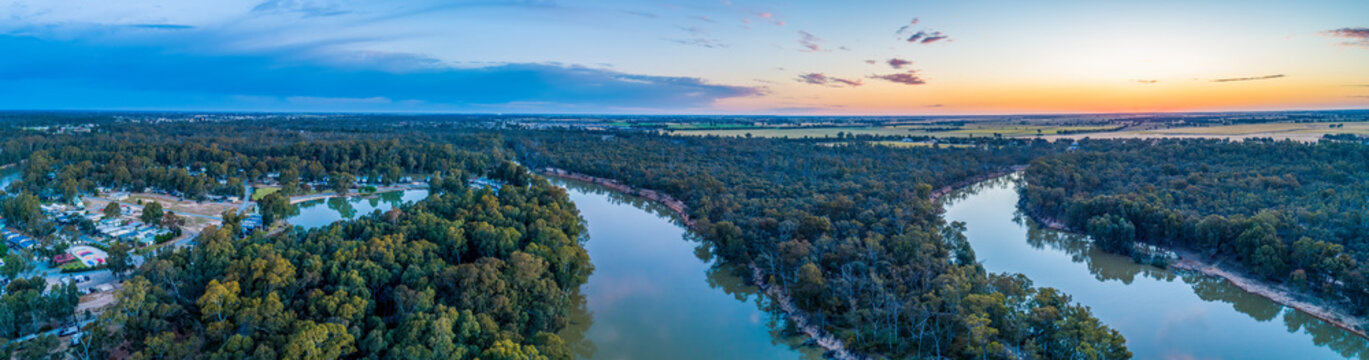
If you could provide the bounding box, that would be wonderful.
[0,116,1141,359]
[1019,138,1369,315]
[513,131,1131,359]
[0,121,591,359]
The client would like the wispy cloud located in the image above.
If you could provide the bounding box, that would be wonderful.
[905,31,949,44]
[124,24,195,30]
[623,10,657,18]
[797,30,822,52]
[896,18,920,35]
[1323,27,1369,48]
[870,70,927,85]
[1211,74,1285,83]
[895,18,949,44]
[1135,79,1159,84]
[796,73,862,87]
[672,26,727,48]
[887,58,912,69]
[251,0,351,17]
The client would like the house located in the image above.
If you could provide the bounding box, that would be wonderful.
[52,253,75,265]
[108,192,130,201]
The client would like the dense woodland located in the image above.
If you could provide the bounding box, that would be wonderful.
[0,122,591,359]
[1020,138,1369,315]
[514,132,1131,359]
[41,115,1369,358]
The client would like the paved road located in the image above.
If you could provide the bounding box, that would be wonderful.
[238,183,254,214]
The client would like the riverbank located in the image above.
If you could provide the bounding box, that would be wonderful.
[538,167,862,359]
[540,168,695,227]
[928,165,1027,203]
[1171,252,1369,340]
[1009,178,1369,341]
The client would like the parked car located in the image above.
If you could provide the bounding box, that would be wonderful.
[58,326,80,336]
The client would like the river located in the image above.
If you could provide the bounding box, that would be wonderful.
[943,174,1368,360]
[552,179,822,360]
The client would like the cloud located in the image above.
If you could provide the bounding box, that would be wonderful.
[887,58,912,69]
[1135,79,1159,84]
[251,0,351,17]
[896,18,921,35]
[752,12,783,26]
[906,30,949,44]
[0,34,759,111]
[1323,27,1369,48]
[124,24,195,30]
[672,27,727,48]
[870,70,927,85]
[864,59,877,64]
[623,10,657,18]
[1211,74,1285,83]
[796,73,862,87]
[926,104,944,107]
[797,30,823,52]
[693,16,716,23]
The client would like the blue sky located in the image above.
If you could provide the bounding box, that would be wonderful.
[1,0,1367,114]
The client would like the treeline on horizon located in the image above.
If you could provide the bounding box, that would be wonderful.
[513,131,1131,359]
[1020,138,1369,316]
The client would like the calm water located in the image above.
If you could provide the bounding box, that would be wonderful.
[553,179,821,360]
[943,174,1368,360]
[286,189,429,230]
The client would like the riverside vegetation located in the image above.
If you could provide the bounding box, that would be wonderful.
[514,131,1131,359]
[1019,138,1369,326]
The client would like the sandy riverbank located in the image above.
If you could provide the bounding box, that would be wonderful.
[1021,199,1368,341]
[538,167,864,359]
[1171,253,1368,340]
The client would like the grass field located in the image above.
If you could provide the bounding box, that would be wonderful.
[1043,122,1369,142]
[671,124,1119,138]
[251,186,279,200]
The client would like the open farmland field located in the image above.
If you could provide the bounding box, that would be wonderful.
[1043,121,1369,142]
[671,124,1121,138]
[871,141,977,148]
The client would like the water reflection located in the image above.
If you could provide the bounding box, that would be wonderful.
[286,189,429,230]
[553,178,821,360]
[942,173,1369,359]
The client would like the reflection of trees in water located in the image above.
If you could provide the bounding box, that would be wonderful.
[326,196,356,219]
[379,190,404,203]
[1283,308,1369,359]
[1185,274,1282,321]
[702,260,824,360]
[552,178,689,227]
[937,173,1022,207]
[557,291,597,360]
[1009,183,1369,357]
[1022,217,1176,285]
[557,178,822,359]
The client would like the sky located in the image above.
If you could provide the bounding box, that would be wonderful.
[1,0,1367,115]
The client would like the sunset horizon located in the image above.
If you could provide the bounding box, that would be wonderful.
[3,0,1367,114]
